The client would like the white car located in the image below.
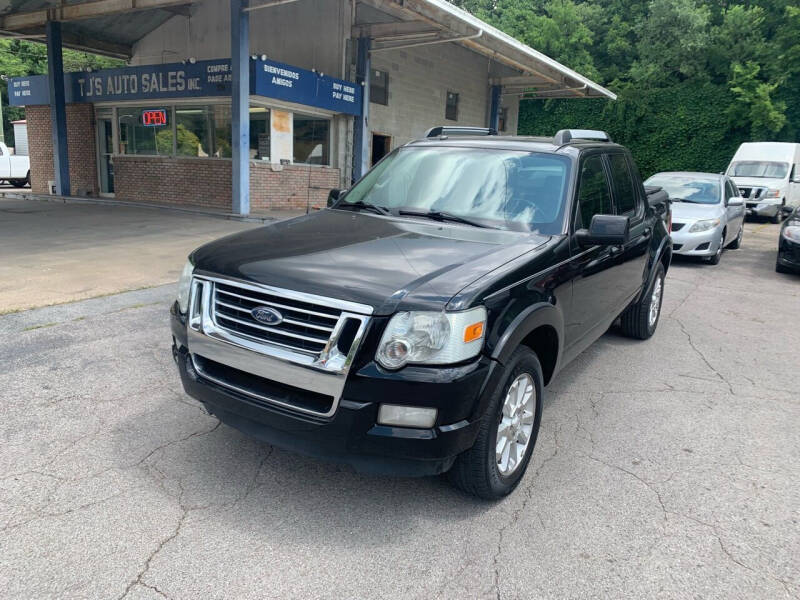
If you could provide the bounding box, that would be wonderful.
[0,141,30,187]
[726,142,800,223]
[645,172,745,265]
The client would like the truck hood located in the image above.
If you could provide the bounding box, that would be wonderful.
[671,201,724,222]
[191,209,549,314]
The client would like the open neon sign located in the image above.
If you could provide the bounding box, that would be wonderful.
[141,109,168,126]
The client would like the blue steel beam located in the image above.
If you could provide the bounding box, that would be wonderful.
[352,37,370,183]
[488,84,501,131]
[231,0,250,215]
[46,21,70,196]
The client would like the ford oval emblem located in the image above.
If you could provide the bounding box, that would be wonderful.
[250,306,283,326]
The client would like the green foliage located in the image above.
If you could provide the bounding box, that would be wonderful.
[454,0,799,174]
[0,39,123,146]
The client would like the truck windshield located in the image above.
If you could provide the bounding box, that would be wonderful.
[340,147,571,234]
[728,161,789,179]
[645,175,720,205]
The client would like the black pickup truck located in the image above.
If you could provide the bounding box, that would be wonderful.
[171,128,672,499]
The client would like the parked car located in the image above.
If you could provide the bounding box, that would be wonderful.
[170,128,672,499]
[0,141,30,187]
[776,205,800,274]
[726,142,800,223]
[645,172,744,265]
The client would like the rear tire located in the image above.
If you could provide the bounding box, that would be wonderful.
[619,262,665,340]
[448,347,543,500]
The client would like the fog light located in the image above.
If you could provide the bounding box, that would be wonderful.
[377,404,437,429]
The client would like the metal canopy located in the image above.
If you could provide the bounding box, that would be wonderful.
[356,0,616,100]
[0,0,196,57]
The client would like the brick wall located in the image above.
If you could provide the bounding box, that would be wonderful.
[114,156,232,209]
[113,155,339,212]
[25,104,98,196]
[250,162,340,212]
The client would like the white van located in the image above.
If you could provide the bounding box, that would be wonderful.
[726,142,800,222]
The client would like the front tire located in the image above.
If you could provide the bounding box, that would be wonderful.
[706,231,724,265]
[620,262,665,340]
[448,347,543,500]
[728,225,743,249]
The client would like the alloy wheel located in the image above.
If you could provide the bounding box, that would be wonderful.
[648,275,663,329]
[496,373,536,476]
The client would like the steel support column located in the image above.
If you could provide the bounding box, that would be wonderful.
[488,84,501,132]
[352,36,370,183]
[231,0,250,215]
[46,21,70,196]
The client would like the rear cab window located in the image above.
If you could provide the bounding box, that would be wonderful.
[607,153,641,218]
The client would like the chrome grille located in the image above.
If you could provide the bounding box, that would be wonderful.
[212,281,340,355]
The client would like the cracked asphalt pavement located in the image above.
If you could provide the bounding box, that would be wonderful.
[1,221,798,599]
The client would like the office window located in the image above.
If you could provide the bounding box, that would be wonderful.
[293,114,330,165]
[250,107,270,160]
[118,106,173,156]
[445,91,459,121]
[175,106,213,157]
[370,70,389,106]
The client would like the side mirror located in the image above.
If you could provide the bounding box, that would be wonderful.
[575,214,630,247]
[727,197,743,207]
[327,188,343,207]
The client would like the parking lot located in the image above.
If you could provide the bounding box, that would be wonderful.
[1,216,798,599]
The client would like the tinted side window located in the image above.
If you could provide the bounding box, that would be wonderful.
[576,155,613,229]
[608,153,637,215]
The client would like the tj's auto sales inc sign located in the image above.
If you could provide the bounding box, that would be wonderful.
[9,57,362,116]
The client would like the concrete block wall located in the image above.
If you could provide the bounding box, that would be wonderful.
[369,43,494,148]
[25,104,98,196]
[113,156,339,212]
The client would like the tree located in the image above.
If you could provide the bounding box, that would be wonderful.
[0,39,123,146]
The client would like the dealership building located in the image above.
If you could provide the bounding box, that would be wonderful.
[4,0,614,215]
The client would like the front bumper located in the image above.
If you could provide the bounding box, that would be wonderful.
[171,309,496,476]
[670,224,723,256]
[746,201,780,218]
[777,237,800,272]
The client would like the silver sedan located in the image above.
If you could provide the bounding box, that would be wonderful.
[645,172,746,265]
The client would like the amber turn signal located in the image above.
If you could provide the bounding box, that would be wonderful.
[463,322,485,343]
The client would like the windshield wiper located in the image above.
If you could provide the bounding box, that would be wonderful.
[670,197,702,204]
[397,209,495,229]
[336,200,392,216]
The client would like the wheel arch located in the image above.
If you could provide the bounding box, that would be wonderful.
[490,303,563,386]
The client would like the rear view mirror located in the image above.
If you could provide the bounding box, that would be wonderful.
[327,188,343,207]
[728,197,743,207]
[575,214,630,247]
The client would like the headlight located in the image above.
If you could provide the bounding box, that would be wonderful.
[783,225,800,242]
[176,259,195,314]
[375,307,487,370]
[688,218,721,233]
[764,189,781,198]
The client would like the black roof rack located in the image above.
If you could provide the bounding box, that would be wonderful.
[553,129,612,145]
[425,126,498,138]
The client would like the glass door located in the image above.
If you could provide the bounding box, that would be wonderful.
[96,109,115,195]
